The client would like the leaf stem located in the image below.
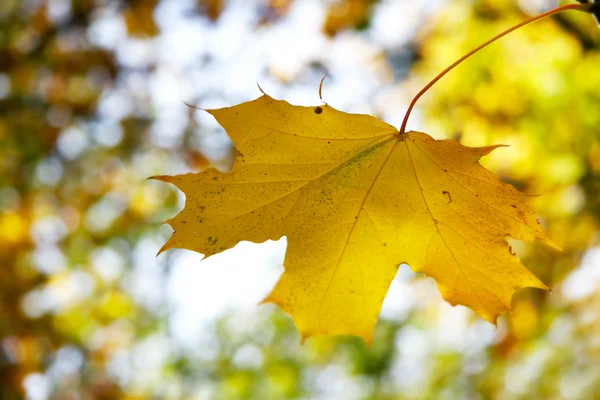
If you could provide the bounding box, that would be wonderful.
[398,3,590,134]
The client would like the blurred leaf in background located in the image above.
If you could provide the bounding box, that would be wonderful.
[0,0,598,399]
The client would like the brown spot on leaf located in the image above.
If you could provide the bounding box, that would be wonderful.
[314,107,323,114]
[442,190,452,204]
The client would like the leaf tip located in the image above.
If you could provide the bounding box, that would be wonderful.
[148,175,173,183]
[516,273,550,294]
[299,333,309,345]
[361,334,373,348]
[256,82,267,95]
[259,295,274,306]
[542,235,562,252]
[318,75,328,102]
[535,279,550,292]
[157,240,172,256]
[184,101,205,111]
[474,144,509,159]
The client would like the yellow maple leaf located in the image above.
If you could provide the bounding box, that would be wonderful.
[155,94,558,344]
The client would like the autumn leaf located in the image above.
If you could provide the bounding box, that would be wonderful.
[152,1,591,344]
[155,94,558,344]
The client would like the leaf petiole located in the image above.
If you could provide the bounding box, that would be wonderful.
[398,2,593,135]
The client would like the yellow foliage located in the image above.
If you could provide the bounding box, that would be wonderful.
[197,0,226,21]
[156,95,557,344]
[323,0,373,37]
[0,212,28,245]
[123,0,159,37]
[130,183,164,217]
[510,300,538,340]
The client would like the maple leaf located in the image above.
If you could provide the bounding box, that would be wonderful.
[155,94,558,344]
[152,2,594,343]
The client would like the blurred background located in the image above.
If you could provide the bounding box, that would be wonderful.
[1,0,599,399]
